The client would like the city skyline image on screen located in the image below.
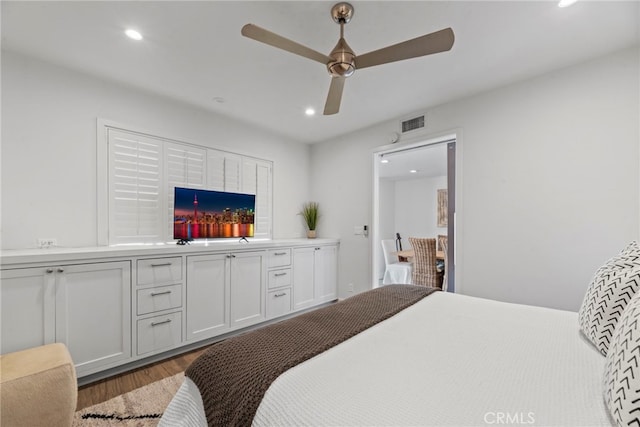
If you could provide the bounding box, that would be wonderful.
[173,187,256,240]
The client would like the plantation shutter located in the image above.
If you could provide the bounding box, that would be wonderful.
[103,123,273,244]
[166,143,206,240]
[242,158,272,239]
[108,129,164,244]
[224,155,241,192]
[206,150,225,191]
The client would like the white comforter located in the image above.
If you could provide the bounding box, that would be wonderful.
[160,291,612,426]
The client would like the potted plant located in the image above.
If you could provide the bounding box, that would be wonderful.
[299,202,319,239]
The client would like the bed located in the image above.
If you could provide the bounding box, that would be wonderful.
[158,282,630,427]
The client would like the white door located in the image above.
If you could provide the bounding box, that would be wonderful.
[1,267,56,353]
[55,261,132,376]
[315,246,338,303]
[186,254,229,341]
[293,247,315,311]
[229,251,265,329]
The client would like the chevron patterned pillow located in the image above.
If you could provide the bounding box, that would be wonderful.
[596,241,640,274]
[603,289,640,426]
[578,268,640,355]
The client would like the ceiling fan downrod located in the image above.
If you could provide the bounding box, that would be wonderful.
[328,2,356,78]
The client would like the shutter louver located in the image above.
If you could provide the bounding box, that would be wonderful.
[255,162,272,238]
[108,130,163,244]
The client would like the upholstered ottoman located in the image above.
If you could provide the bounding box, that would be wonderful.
[0,343,77,427]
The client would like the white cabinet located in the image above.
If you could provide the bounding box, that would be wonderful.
[1,261,132,376]
[293,247,316,311]
[56,262,132,376]
[314,245,338,303]
[186,254,229,341]
[266,249,293,319]
[1,239,337,379]
[229,251,266,328]
[186,250,265,340]
[293,245,338,310]
[1,268,56,353]
[135,256,184,356]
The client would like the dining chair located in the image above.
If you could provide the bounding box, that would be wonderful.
[381,239,412,285]
[440,237,449,291]
[437,234,448,252]
[408,237,440,288]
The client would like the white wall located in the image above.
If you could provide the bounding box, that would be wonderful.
[311,47,640,311]
[394,175,448,244]
[1,51,311,249]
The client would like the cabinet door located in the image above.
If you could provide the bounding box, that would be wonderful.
[186,254,229,341]
[315,246,338,303]
[293,247,315,311]
[55,261,131,376]
[1,268,56,354]
[230,251,265,329]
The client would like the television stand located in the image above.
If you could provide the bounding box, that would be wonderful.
[176,239,191,246]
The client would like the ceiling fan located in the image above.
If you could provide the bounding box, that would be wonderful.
[241,2,454,115]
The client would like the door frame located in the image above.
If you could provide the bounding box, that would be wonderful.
[371,130,462,292]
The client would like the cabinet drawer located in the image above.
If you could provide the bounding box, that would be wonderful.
[266,288,292,318]
[137,257,182,286]
[137,284,182,315]
[267,249,291,268]
[137,312,182,355]
[268,268,292,289]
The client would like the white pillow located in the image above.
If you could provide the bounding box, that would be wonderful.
[595,241,640,274]
[578,268,640,355]
[603,289,640,426]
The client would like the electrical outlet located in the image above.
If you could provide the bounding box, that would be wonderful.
[347,283,354,293]
[37,238,57,249]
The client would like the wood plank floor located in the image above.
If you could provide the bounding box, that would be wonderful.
[76,346,209,411]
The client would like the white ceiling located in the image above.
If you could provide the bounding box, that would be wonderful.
[378,143,448,180]
[2,1,638,144]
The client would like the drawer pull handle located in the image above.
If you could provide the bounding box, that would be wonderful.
[274,272,287,277]
[274,252,288,256]
[274,292,287,298]
[151,262,172,267]
[57,268,64,273]
[150,290,172,296]
[46,268,54,274]
[151,319,172,326]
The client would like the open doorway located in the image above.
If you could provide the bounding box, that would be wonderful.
[372,136,456,292]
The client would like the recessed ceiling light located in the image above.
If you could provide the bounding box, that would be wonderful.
[305,108,316,116]
[125,29,143,41]
[380,159,389,164]
[410,169,418,173]
[558,0,578,7]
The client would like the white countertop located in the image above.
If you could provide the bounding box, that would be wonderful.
[1,238,340,266]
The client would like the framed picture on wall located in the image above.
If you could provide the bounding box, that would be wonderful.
[437,189,447,227]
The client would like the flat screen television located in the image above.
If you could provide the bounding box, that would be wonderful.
[173,187,256,242]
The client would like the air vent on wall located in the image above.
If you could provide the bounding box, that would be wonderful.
[400,113,426,135]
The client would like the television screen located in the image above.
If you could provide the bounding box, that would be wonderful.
[173,187,256,240]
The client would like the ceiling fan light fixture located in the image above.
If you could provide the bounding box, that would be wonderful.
[125,29,143,41]
[241,2,454,115]
[558,0,578,7]
[328,38,356,77]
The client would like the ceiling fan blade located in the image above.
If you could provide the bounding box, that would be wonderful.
[241,24,333,65]
[324,77,346,115]
[356,28,454,70]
